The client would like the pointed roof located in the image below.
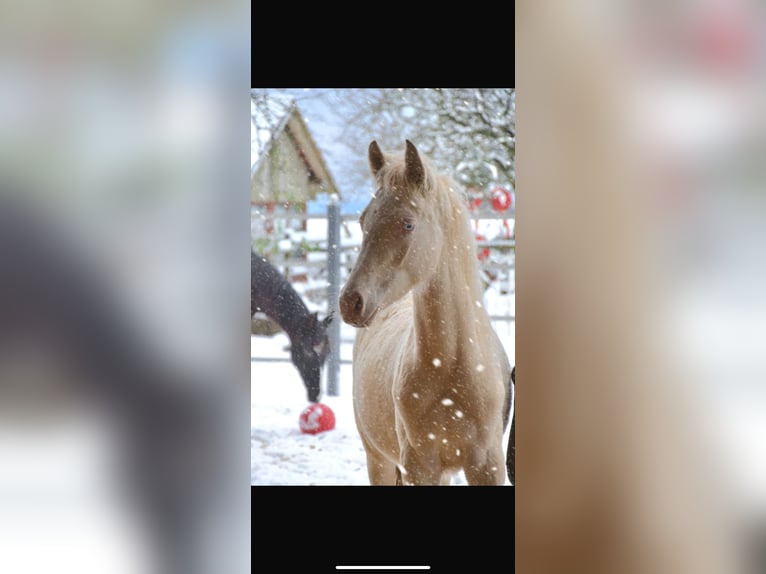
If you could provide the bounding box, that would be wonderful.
[250,92,339,197]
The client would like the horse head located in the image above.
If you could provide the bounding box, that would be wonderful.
[290,312,332,403]
[340,140,446,328]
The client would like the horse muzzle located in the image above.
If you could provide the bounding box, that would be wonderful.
[339,288,378,328]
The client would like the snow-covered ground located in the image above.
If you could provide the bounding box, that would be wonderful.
[250,289,515,486]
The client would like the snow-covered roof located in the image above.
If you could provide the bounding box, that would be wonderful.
[250,90,340,198]
[251,92,295,177]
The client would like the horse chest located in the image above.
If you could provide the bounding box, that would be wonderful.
[394,367,482,441]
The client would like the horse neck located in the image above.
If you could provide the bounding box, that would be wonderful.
[412,205,486,363]
[274,290,313,344]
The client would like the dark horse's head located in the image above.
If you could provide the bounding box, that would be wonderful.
[290,312,332,403]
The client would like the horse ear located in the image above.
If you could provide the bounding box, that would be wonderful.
[404,140,424,187]
[368,141,385,176]
[321,313,333,328]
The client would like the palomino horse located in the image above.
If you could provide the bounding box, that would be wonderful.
[251,252,332,403]
[340,140,513,485]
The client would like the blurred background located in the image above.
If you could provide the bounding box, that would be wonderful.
[516,1,766,573]
[0,1,250,573]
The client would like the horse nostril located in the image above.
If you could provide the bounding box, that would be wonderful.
[340,290,364,323]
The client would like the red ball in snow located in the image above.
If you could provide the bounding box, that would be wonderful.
[299,403,336,434]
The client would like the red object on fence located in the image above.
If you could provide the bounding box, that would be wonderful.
[299,403,336,434]
[490,187,512,212]
[696,3,754,74]
[503,219,512,239]
[475,234,490,262]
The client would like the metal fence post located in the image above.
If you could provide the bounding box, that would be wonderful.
[326,195,341,396]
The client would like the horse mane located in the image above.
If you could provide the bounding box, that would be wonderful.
[377,150,484,300]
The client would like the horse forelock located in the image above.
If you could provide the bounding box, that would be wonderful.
[375,149,439,198]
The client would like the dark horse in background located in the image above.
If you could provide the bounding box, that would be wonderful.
[251,252,332,403]
[0,193,233,574]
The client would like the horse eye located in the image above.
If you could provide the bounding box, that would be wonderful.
[403,220,415,232]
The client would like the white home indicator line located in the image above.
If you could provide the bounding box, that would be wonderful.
[335,567,430,571]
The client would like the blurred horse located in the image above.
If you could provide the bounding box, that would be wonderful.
[0,193,225,574]
[251,252,332,403]
[340,140,512,485]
